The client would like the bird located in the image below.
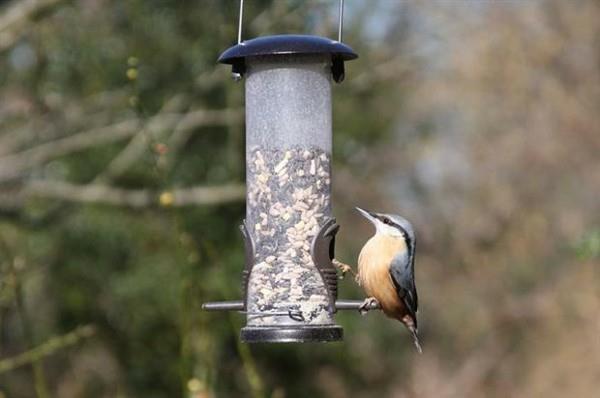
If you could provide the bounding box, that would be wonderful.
[355,207,422,353]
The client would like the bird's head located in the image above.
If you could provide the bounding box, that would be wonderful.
[356,207,415,244]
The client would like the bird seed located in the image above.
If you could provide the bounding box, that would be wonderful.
[246,146,333,326]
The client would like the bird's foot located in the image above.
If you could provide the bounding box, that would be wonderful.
[332,259,356,280]
[358,297,380,316]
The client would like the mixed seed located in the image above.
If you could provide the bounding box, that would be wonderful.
[246,146,333,326]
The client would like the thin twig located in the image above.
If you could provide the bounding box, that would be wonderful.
[0,236,50,397]
[0,119,141,182]
[21,180,245,208]
[94,131,151,182]
[167,108,243,157]
[94,95,195,183]
[0,109,242,183]
[0,90,128,155]
[0,325,96,374]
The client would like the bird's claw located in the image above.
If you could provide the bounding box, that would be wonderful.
[338,264,352,279]
[332,259,356,280]
[358,297,379,316]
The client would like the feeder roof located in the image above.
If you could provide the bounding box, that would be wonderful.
[218,34,358,64]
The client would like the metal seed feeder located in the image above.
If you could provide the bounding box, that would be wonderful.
[202,0,370,343]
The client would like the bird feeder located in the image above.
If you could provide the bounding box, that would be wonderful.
[202,2,369,343]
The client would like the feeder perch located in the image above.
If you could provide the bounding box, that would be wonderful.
[202,3,373,343]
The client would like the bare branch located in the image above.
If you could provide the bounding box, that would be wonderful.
[98,108,243,182]
[167,184,245,206]
[0,90,128,155]
[22,180,245,208]
[167,108,243,156]
[0,109,242,183]
[0,119,141,181]
[0,0,67,53]
[93,94,189,182]
[0,325,95,374]
[94,131,151,182]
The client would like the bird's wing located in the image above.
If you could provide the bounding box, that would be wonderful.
[389,250,418,323]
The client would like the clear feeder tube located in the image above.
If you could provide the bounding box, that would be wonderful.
[245,54,333,327]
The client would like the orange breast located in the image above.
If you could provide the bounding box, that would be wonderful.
[358,235,408,320]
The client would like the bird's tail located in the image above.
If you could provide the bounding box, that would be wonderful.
[402,315,422,353]
[408,325,423,354]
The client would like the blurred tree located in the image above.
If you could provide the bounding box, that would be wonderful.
[1,0,598,397]
[0,1,401,397]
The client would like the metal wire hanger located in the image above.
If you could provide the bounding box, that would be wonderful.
[236,0,346,44]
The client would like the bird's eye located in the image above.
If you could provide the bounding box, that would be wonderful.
[382,217,391,225]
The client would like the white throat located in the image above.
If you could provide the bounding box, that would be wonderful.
[373,219,404,238]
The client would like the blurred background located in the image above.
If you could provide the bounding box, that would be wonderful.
[0,0,599,397]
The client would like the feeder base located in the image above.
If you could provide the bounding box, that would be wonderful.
[240,325,343,343]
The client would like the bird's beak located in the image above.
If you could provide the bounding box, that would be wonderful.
[355,207,377,224]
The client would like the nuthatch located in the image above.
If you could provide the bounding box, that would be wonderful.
[342,207,422,352]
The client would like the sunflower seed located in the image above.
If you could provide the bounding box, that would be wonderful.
[245,147,333,326]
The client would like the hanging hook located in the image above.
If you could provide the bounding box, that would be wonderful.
[238,0,244,44]
[231,0,245,81]
[338,0,344,43]
[238,0,343,44]
[227,0,352,82]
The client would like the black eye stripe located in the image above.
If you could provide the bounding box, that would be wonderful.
[378,215,413,250]
[391,222,413,253]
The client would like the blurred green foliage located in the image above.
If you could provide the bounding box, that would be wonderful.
[1,1,599,398]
